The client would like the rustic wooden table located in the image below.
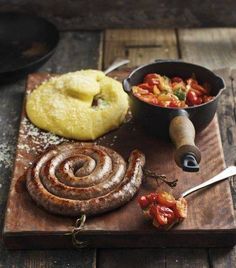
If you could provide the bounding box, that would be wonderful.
[0,28,236,267]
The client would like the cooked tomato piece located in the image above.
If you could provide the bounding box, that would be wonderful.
[169,100,180,107]
[144,73,160,86]
[195,96,203,105]
[157,191,176,207]
[149,79,160,86]
[144,73,159,82]
[202,95,214,103]
[140,94,158,105]
[171,77,183,83]
[156,211,168,225]
[138,195,150,209]
[193,82,207,94]
[138,191,187,229]
[138,83,153,92]
[191,88,204,96]
[187,90,198,105]
[174,197,187,219]
[147,193,159,203]
[187,78,207,94]
[133,73,212,108]
[148,204,157,218]
[156,205,175,225]
[149,204,175,225]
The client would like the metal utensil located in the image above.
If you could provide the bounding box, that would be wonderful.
[104,59,130,75]
[180,166,236,198]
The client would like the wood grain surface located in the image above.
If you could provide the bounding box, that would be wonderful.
[1,1,236,30]
[104,29,178,68]
[1,28,236,267]
[0,31,101,268]
[178,28,236,70]
[178,30,236,267]
[3,68,236,249]
[98,28,236,268]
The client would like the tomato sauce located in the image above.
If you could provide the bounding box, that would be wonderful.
[132,73,214,108]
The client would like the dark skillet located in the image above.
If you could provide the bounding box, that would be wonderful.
[0,12,59,83]
[123,60,225,172]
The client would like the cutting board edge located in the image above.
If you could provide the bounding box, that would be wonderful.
[3,229,236,249]
[3,71,236,249]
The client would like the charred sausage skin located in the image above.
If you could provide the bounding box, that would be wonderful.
[26,143,145,216]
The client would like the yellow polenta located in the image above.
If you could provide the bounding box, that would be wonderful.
[26,70,129,140]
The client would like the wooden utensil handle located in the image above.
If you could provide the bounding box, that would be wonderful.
[169,115,201,170]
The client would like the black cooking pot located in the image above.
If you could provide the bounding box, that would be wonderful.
[0,12,59,83]
[122,60,225,172]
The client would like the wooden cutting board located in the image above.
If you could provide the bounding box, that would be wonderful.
[3,70,236,249]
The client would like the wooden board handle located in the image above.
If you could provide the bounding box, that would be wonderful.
[169,115,201,172]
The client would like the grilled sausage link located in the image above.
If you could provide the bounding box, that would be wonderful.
[26,143,145,216]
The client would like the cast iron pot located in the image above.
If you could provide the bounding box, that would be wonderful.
[122,60,225,172]
[0,12,59,83]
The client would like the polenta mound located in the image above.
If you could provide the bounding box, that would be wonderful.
[26,70,129,140]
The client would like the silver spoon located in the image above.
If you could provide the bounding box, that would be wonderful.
[104,59,130,75]
[180,166,236,198]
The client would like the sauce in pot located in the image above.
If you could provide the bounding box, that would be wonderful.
[132,73,214,108]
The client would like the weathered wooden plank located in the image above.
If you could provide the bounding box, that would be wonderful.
[98,249,165,268]
[4,71,235,249]
[0,249,96,268]
[41,31,103,72]
[178,28,236,70]
[165,249,209,268]
[98,248,210,268]
[178,27,236,268]
[100,29,170,266]
[0,31,102,267]
[214,68,236,211]
[104,29,178,68]
[1,1,236,30]
[178,28,236,205]
[212,69,236,268]
[209,248,236,268]
[98,29,210,268]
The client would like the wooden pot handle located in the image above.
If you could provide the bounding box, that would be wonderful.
[169,115,201,172]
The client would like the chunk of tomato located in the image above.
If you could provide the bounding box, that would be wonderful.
[148,79,160,86]
[138,195,150,209]
[144,73,160,86]
[168,100,180,108]
[171,77,183,83]
[187,90,198,106]
[149,204,157,218]
[147,193,159,203]
[140,94,158,105]
[156,205,175,225]
[144,73,159,81]
[138,83,153,92]
[157,191,176,208]
[195,96,203,105]
[187,78,207,94]
[149,204,175,225]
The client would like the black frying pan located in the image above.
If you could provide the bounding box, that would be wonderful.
[123,60,225,172]
[0,12,59,83]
